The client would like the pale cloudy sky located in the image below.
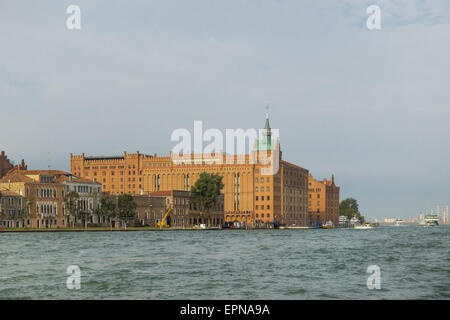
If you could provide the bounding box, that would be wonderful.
[1,1,449,219]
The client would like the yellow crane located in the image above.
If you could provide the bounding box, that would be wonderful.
[157,208,173,228]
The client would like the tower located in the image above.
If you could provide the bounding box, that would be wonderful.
[256,106,272,151]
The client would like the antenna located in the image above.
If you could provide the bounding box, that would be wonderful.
[48,152,51,170]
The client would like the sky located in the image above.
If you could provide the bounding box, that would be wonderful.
[1,0,449,220]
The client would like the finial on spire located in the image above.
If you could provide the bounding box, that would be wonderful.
[264,105,271,130]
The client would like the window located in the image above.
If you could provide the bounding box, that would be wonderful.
[261,196,264,201]
[261,178,264,183]
[255,196,259,201]
[255,178,258,183]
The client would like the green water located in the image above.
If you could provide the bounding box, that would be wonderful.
[0,225,449,299]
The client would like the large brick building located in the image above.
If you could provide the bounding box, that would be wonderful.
[308,174,340,227]
[71,113,309,227]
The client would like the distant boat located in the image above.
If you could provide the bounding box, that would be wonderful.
[394,219,404,227]
[354,223,373,230]
[424,220,439,227]
[199,224,220,230]
[420,213,439,226]
[322,221,335,229]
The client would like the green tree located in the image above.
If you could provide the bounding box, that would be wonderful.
[21,194,35,227]
[190,172,224,226]
[94,194,117,228]
[117,194,137,227]
[339,198,365,223]
[64,191,80,228]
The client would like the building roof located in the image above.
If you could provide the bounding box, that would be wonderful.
[0,190,21,197]
[0,169,35,183]
[281,160,308,171]
[54,175,100,184]
[22,170,71,176]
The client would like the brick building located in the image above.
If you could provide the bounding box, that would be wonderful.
[308,174,340,227]
[150,190,224,228]
[0,151,27,178]
[70,112,309,227]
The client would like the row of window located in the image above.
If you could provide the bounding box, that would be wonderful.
[255,186,270,192]
[0,197,22,207]
[255,205,270,210]
[255,195,270,201]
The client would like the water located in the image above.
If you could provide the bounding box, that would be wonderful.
[0,225,449,299]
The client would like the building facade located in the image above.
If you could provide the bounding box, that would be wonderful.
[0,168,100,228]
[0,190,23,228]
[71,113,309,227]
[150,190,224,228]
[308,174,340,227]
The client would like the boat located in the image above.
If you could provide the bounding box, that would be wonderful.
[322,221,335,229]
[199,224,220,230]
[354,223,373,230]
[394,219,404,227]
[287,226,311,229]
[424,220,439,227]
[419,211,439,226]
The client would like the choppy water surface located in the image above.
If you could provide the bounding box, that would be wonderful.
[0,225,449,299]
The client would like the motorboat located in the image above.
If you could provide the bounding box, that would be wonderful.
[322,221,335,229]
[354,223,373,230]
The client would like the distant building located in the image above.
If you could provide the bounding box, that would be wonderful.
[0,190,23,228]
[339,215,349,227]
[0,168,99,228]
[150,190,224,228]
[0,151,27,178]
[443,205,449,224]
[307,174,340,227]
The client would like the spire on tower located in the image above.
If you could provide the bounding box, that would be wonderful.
[265,105,271,130]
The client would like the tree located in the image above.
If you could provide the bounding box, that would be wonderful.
[64,191,80,228]
[21,194,35,227]
[94,194,117,228]
[190,172,224,226]
[339,198,365,223]
[117,194,137,227]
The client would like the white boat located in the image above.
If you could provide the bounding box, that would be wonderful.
[420,214,439,226]
[394,219,404,227]
[354,223,373,230]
